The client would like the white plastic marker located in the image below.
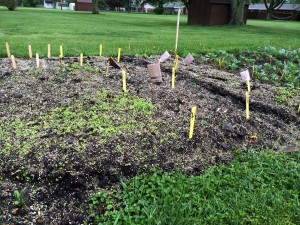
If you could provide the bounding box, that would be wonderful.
[246,91,250,120]
[122,70,127,92]
[6,42,11,58]
[28,45,32,59]
[240,69,251,92]
[159,51,171,63]
[117,48,121,63]
[80,53,83,67]
[175,8,181,55]
[172,67,175,89]
[183,53,194,66]
[11,55,16,70]
[60,45,63,58]
[100,44,103,57]
[189,106,197,139]
[36,53,40,68]
[48,44,51,59]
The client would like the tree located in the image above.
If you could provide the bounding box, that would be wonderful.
[1,0,17,10]
[229,0,245,25]
[106,0,125,10]
[92,0,99,13]
[262,0,285,20]
[180,0,191,11]
[146,0,167,8]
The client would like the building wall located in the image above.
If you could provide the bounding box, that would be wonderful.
[75,2,92,11]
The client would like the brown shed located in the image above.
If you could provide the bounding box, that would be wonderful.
[75,0,92,11]
[188,0,249,25]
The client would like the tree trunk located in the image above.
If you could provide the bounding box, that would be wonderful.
[92,0,99,14]
[229,0,245,25]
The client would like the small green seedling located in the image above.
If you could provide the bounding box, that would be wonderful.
[13,187,27,208]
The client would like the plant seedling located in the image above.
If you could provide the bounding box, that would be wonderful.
[13,187,27,208]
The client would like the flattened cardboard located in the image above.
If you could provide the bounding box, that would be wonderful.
[147,63,162,83]
[159,51,171,63]
[183,54,194,65]
[108,57,121,69]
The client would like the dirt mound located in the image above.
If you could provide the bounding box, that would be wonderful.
[0,56,299,224]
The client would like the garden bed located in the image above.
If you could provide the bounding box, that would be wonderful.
[0,55,299,224]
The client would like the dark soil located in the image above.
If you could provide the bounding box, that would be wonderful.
[1,55,299,224]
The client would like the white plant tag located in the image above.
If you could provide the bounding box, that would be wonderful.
[240,69,250,82]
[159,51,171,63]
[183,54,194,65]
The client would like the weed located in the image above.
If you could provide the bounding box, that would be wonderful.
[13,187,27,208]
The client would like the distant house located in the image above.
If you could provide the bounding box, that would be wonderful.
[141,3,155,13]
[248,4,300,21]
[163,2,186,14]
[75,0,92,11]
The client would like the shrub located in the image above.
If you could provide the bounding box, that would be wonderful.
[154,7,164,14]
[23,0,40,7]
[1,0,17,10]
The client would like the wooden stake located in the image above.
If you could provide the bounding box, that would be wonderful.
[172,67,175,89]
[11,55,16,70]
[28,45,32,59]
[60,45,63,58]
[48,44,51,59]
[80,53,83,67]
[6,42,11,58]
[117,48,121,63]
[175,8,181,55]
[100,44,103,57]
[246,91,250,120]
[189,106,197,139]
[122,70,127,92]
[175,54,179,70]
[36,53,39,68]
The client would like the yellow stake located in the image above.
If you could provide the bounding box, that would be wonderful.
[298,104,300,112]
[172,67,175,89]
[28,45,32,59]
[80,53,83,67]
[117,48,121,63]
[246,91,250,120]
[60,45,63,58]
[189,106,197,139]
[36,53,39,68]
[48,44,51,59]
[11,55,16,70]
[175,54,179,70]
[100,44,103,57]
[6,42,11,58]
[122,70,127,92]
[246,80,250,92]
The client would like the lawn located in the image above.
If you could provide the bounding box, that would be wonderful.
[0,7,300,58]
[0,6,300,225]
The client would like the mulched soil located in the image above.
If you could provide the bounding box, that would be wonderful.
[0,55,299,224]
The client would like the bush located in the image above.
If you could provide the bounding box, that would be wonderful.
[154,7,164,14]
[1,0,17,10]
[23,0,40,7]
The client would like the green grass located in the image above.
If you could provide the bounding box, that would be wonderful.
[90,149,300,224]
[0,7,300,58]
[0,90,155,155]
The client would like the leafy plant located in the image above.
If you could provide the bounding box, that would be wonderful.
[13,187,27,208]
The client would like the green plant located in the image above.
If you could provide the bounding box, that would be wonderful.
[275,88,294,103]
[13,187,27,208]
[1,0,17,10]
[153,7,164,14]
[89,149,300,224]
